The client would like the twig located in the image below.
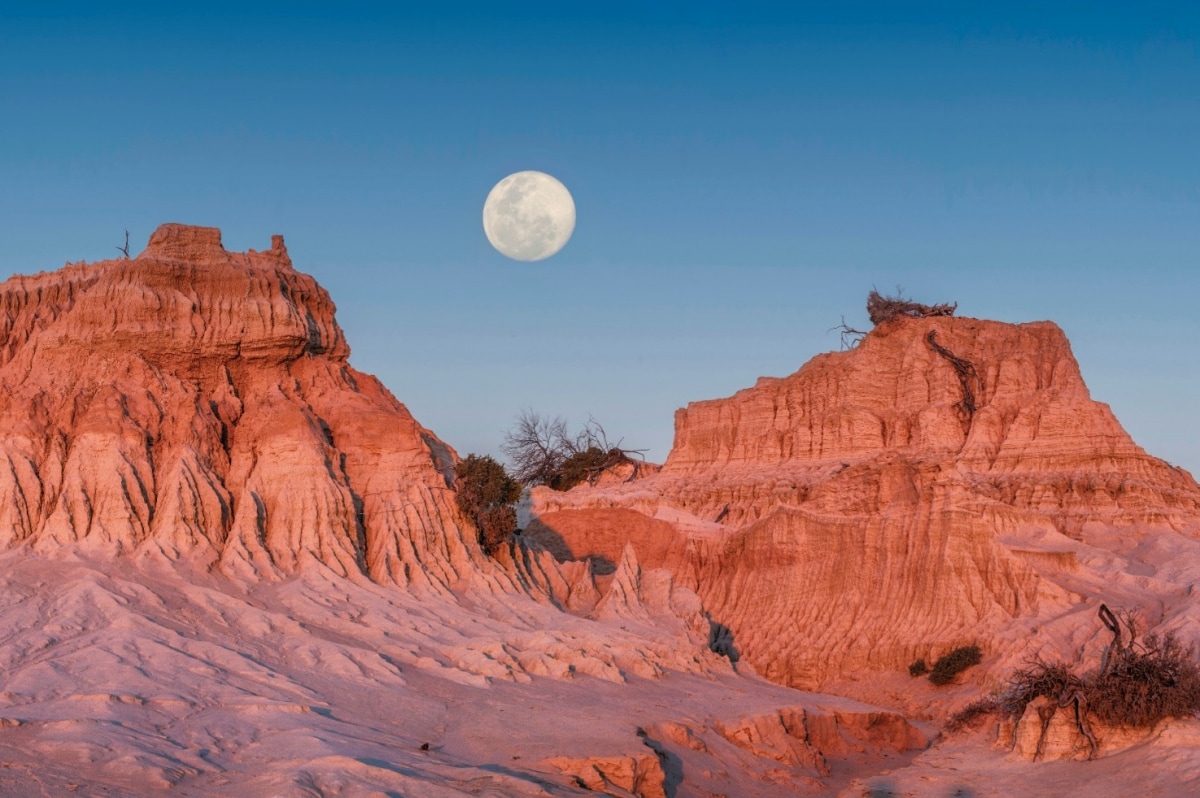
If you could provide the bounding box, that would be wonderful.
[829,315,868,350]
[116,230,131,259]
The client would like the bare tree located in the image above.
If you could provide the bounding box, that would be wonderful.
[116,230,131,259]
[502,410,571,486]
[502,410,646,490]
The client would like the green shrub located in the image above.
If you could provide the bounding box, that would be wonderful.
[453,454,521,556]
[908,659,928,677]
[555,446,619,491]
[929,645,982,686]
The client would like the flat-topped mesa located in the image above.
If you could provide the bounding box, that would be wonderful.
[138,223,294,270]
[661,314,1200,530]
[667,316,1137,471]
[0,225,484,588]
[0,224,343,371]
[140,223,229,263]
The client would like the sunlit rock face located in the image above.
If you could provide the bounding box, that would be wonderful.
[0,223,476,587]
[530,315,1200,689]
[0,231,946,795]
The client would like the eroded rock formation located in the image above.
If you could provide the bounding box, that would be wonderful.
[530,315,1200,689]
[3,230,1198,793]
[0,224,475,587]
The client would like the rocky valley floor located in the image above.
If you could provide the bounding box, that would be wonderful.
[1,551,1198,797]
[0,550,937,797]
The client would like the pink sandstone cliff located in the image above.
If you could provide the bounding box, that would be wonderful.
[528,314,1200,689]
[0,224,477,587]
[0,231,945,795]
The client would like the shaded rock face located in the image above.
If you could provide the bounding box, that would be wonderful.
[0,224,473,586]
[531,316,1200,688]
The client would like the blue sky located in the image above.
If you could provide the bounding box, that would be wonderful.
[1,3,1197,471]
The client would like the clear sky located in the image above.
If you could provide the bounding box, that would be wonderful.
[2,3,1197,472]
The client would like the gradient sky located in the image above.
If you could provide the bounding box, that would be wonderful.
[2,3,1197,472]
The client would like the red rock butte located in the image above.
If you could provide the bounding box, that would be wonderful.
[529,313,1200,688]
[0,223,477,586]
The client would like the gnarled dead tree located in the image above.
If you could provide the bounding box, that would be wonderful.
[867,289,956,326]
[948,603,1200,759]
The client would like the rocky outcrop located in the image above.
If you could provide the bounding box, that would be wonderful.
[1000,697,1157,761]
[543,753,668,797]
[530,315,1200,688]
[663,317,1200,534]
[711,705,926,775]
[0,224,476,587]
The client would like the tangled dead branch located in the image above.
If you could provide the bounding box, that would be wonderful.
[867,289,956,326]
[926,330,982,425]
[829,315,868,350]
[830,290,958,349]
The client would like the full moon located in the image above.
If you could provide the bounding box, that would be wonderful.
[482,171,576,262]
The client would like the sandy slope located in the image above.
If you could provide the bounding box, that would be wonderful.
[0,549,940,796]
[840,722,1200,798]
[3,549,1196,797]
[0,538,1193,794]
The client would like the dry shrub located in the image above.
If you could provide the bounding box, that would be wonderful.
[946,632,1200,735]
[929,645,983,686]
[1088,633,1200,728]
[866,289,956,326]
[908,658,928,677]
[998,659,1080,718]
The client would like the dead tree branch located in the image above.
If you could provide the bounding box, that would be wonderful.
[116,230,131,259]
[867,288,956,326]
[926,330,983,426]
[829,315,868,350]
